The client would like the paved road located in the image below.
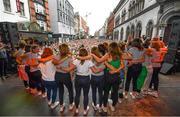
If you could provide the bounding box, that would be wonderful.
[0,73,180,116]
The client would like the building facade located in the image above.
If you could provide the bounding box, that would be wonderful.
[0,0,30,23]
[29,0,51,32]
[113,0,180,45]
[99,26,106,39]
[106,12,115,40]
[74,12,89,39]
[48,0,75,42]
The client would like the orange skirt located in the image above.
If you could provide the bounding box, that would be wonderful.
[18,65,29,81]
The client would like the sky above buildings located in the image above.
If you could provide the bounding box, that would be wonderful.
[68,0,119,35]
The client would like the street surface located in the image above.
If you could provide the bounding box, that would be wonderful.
[0,73,180,116]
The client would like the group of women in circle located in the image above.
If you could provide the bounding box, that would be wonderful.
[15,38,167,115]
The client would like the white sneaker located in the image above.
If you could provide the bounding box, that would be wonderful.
[153,92,159,98]
[69,102,75,110]
[108,99,113,104]
[147,89,153,92]
[103,106,108,113]
[118,98,122,103]
[50,101,59,109]
[142,90,148,95]
[109,104,115,112]
[83,106,89,116]
[60,104,65,112]
[92,103,98,111]
[130,93,136,99]
[25,87,30,90]
[98,107,102,113]
[75,108,79,114]
[38,91,42,96]
[48,100,52,106]
[42,93,47,98]
[135,93,144,99]
[124,94,128,99]
[150,91,159,98]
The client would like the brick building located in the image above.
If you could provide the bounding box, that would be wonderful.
[106,12,114,40]
[74,12,89,39]
[28,0,51,32]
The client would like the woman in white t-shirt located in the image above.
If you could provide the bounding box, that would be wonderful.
[39,48,59,109]
[59,48,103,116]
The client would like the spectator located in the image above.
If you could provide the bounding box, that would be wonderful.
[0,42,8,80]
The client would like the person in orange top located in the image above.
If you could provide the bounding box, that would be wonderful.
[151,37,168,61]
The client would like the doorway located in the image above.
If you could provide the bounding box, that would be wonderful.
[164,16,180,45]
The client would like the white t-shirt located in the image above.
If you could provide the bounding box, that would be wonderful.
[39,60,56,81]
[73,59,94,76]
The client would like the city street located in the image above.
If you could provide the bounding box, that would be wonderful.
[0,73,180,116]
[1,0,180,116]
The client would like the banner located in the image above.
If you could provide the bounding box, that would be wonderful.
[16,0,21,12]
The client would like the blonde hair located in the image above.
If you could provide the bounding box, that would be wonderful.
[59,43,70,58]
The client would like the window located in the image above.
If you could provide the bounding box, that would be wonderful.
[114,30,119,40]
[136,22,142,38]
[34,0,44,6]
[115,15,120,27]
[63,14,65,23]
[58,11,63,22]
[132,1,135,16]
[34,3,45,14]
[126,26,130,40]
[20,2,25,16]
[129,1,133,18]
[146,21,153,39]
[37,20,47,31]
[131,24,135,38]
[120,28,124,40]
[121,9,126,23]
[140,0,145,11]
[128,0,145,18]
[3,0,11,12]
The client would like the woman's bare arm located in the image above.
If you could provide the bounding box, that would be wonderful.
[52,56,70,65]
[91,53,109,63]
[110,60,125,74]
[57,62,76,72]
[132,56,145,64]
[122,52,132,60]
[90,66,104,73]
[76,55,92,60]
[39,55,54,63]
[104,61,116,71]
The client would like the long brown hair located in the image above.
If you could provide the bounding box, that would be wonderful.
[79,48,88,65]
[59,43,70,58]
[109,42,122,60]
[151,41,160,51]
[41,48,53,58]
[91,46,101,63]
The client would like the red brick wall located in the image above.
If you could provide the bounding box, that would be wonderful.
[45,0,51,31]
[29,0,51,31]
[107,13,115,37]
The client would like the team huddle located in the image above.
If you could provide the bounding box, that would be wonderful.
[15,38,167,115]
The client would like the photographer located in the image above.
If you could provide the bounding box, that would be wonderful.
[0,42,8,80]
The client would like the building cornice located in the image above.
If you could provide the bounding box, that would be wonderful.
[113,0,126,14]
[114,2,159,29]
